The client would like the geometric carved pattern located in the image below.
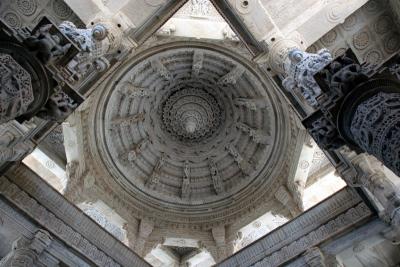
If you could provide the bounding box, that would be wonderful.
[308,0,400,67]
[162,88,222,144]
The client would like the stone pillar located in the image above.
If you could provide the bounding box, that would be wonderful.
[339,148,400,242]
[124,218,139,251]
[134,218,154,257]
[0,230,52,267]
[274,185,301,217]
[303,247,343,267]
[303,247,326,267]
[211,225,227,263]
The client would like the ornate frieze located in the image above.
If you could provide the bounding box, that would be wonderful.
[0,177,119,267]
[0,168,149,267]
[218,188,371,267]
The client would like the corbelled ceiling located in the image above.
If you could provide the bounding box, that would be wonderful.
[82,41,298,227]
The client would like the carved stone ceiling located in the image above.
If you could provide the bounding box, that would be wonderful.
[82,40,298,226]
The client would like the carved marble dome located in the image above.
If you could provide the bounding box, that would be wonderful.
[86,41,295,226]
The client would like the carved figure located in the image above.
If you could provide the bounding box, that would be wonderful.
[283,48,332,107]
[59,21,122,80]
[192,50,204,76]
[24,24,71,64]
[127,139,149,162]
[236,122,269,145]
[234,98,267,111]
[119,81,152,98]
[182,160,191,198]
[309,117,343,150]
[226,144,252,175]
[209,159,223,194]
[151,59,173,81]
[147,154,166,187]
[218,66,244,85]
[36,91,77,122]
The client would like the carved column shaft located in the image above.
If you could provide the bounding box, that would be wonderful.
[348,91,400,177]
[339,148,400,242]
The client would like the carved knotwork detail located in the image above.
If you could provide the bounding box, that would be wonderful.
[309,117,343,150]
[350,92,400,176]
[0,53,34,124]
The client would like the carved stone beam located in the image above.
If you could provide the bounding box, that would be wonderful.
[111,112,145,127]
[226,144,252,176]
[209,159,224,195]
[274,185,301,218]
[146,153,166,188]
[151,59,173,81]
[218,66,244,85]
[181,160,191,199]
[233,98,268,111]
[236,122,269,145]
[0,230,52,267]
[192,50,204,77]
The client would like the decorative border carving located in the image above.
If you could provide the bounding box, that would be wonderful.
[0,166,150,267]
[218,188,372,267]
